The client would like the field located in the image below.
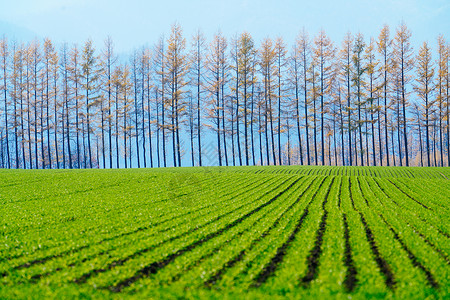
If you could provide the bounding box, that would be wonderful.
[0,166,449,299]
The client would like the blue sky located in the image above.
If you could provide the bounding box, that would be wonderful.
[0,0,449,54]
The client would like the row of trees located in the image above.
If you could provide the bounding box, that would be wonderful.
[0,23,449,169]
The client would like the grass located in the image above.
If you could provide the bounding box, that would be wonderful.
[0,166,449,299]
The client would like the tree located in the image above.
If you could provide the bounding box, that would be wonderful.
[111,65,122,168]
[50,43,59,168]
[24,43,34,168]
[447,43,450,166]
[436,35,448,166]
[352,33,367,166]
[69,44,81,168]
[11,41,23,168]
[275,37,287,165]
[0,37,10,168]
[100,36,117,168]
[237,32,256,166]
[340,32,353,165]
[60,43,72,169]
[131,50,141,168]
[259,38,276,165]
[154,36,167,167]
[377,25,393,166]
[42,38,58,168]
[121,64,132,168]
[166,23,189,167]
[393,23,414,166]
[140,47,153,168]
[365,38,380,166]
[230,35,241,166]
[190,30,207,166]
[289,33,304,165]
[206,32,227,166]
[313,30,335,165]
[80,39,100,169]
[297,31,311,165]
[414,41,435,167]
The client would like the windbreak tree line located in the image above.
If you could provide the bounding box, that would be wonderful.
[0,23,449,169]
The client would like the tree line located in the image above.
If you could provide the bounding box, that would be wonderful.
[0,23,449,169]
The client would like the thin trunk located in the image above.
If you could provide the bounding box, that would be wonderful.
[258,94,263,165]
[383,52,390,166]
[330,115,338,166]
[338,87,345,166]
[320,55,325,166]
[216,80,222,166]
[101,87,105,168]
[141,61,147,168]
[65,65,72,169]
[156,89,160,167]
[13,53,19,168]
[295,70,303,165]
[108,57,112,168]
[397,88,403,166]
[19,57,26,168]
[86,74,92,169]
[377,96,383,166]
[175,85,181,167]
[357,57,363,166]
[244,69,249,166]
[312,68,317,165]
[418,120,423,167]
[221,68,228,166]
[287,118,291,165]
[304,66,310,165]
[124,89,128,169]
[54,71,59,168]
[433,121,437,167]
[75,62,80,168]
[190,95,194,166]
[401,55,409,166]
[33,61,38,169]
[46,60,52,168]
[145,67,152,168]
[115,86,120,168]
[40,81,45,169]
[269,83,276,164]
[278,60,282,166]
[134,64,140,168]
[231,95,235,166]
[171,87,176,167]
[161,61,166,168]
[3,49,10,168]
[447,72,450,167]
[197,47,202,167]
[439,92,443,166]
[26,59,33,168]
[250,71,255,165]
[235,61,242,166]
[264,78,270,165]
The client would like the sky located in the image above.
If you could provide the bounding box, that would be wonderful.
[0,0,449,55]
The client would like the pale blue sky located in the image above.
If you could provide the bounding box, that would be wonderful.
[0,0,449,54]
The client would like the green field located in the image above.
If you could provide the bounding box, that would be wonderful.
[0,166,449,299]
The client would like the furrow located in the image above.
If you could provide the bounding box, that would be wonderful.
[358,212,396,290]
[299,177,336,286]
[342,213,358,292]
